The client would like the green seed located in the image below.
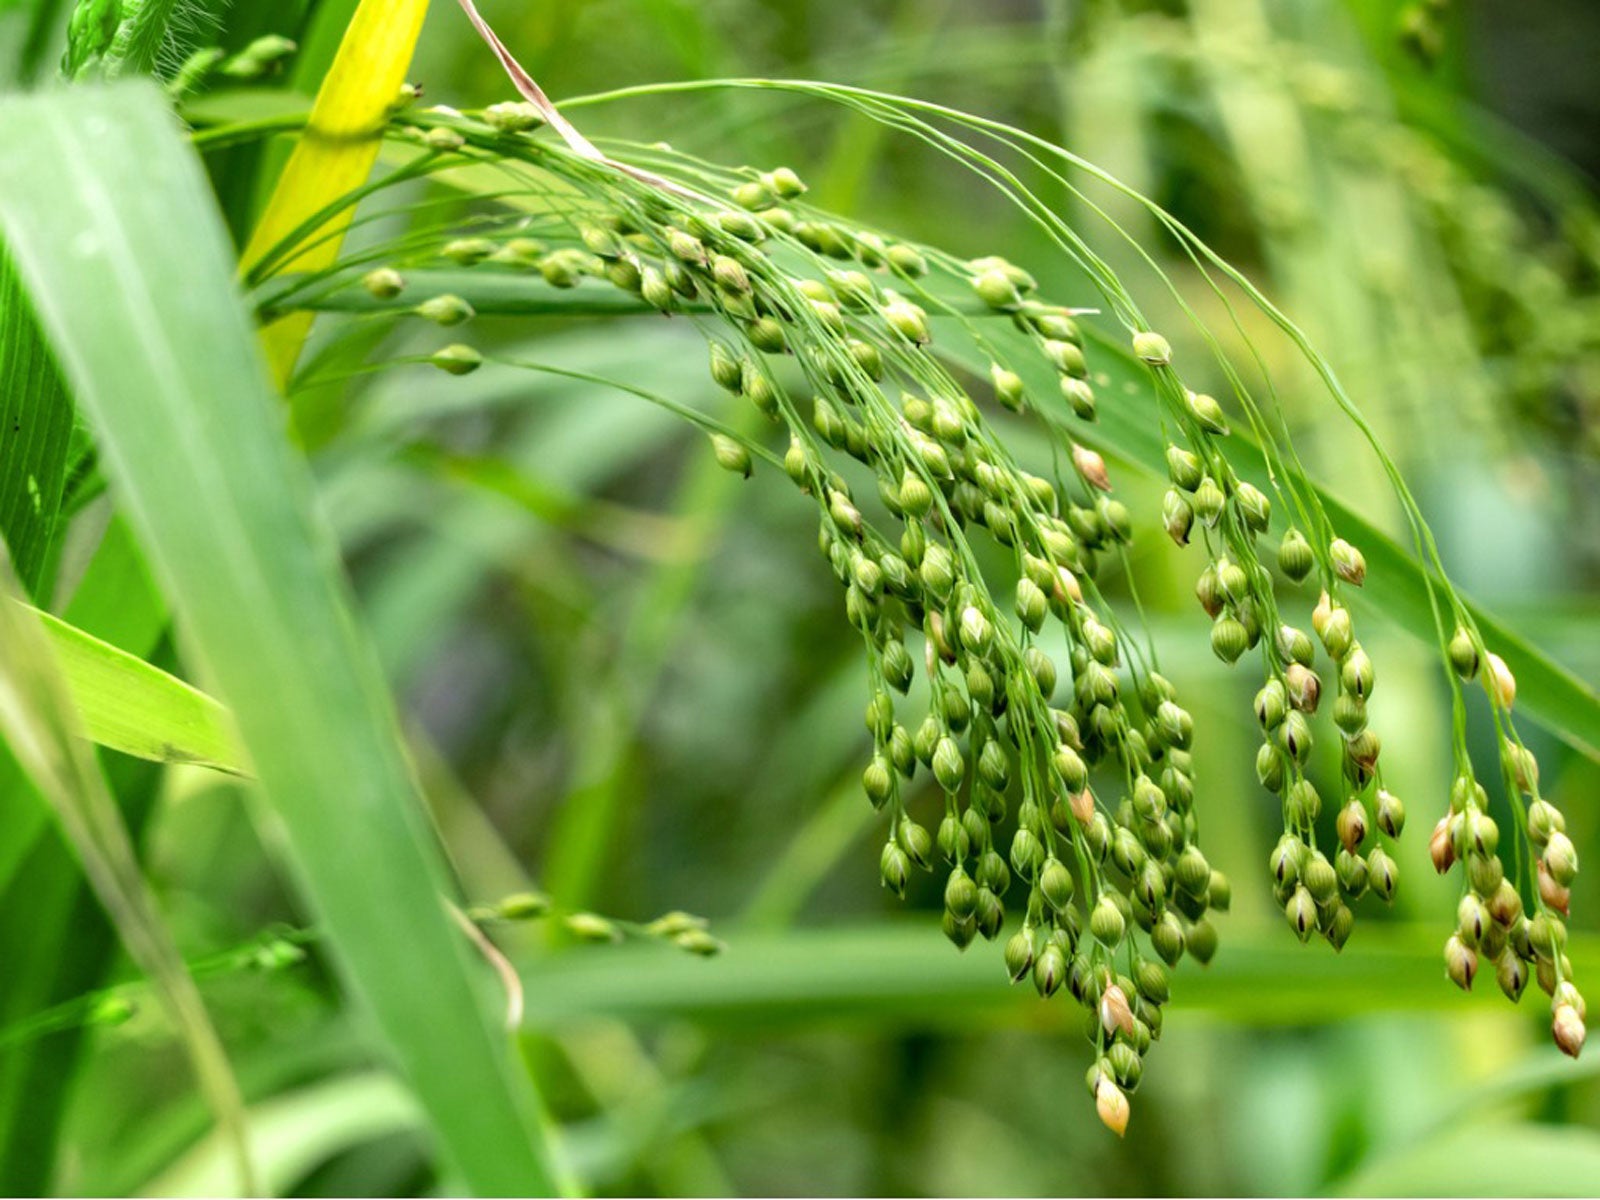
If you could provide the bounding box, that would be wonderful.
[415,293,474,325]
[1278,528,1314,581]
[1133,331,1172,365]
[429,343,483,375]
[1186,390,1227,434]
[362,266,405,298]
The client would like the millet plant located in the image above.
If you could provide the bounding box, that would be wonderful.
[195,2,1587,1135]
[4,0,1584,1162]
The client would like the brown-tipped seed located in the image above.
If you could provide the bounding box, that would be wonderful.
[1553,1004,1587,1059]
[1368,847,1398,901]
[1163,489,1194,546]
[1497,949,1529,1000]
[1375,789,1406,838]
[1069,787,1096,827]
[1341,646,1375,699]
[1034,942,1067,998]
[1538,860,1572,916]
[1095,1077,1131,1137]
[1445,933,1477,990]
[1485,652,1517,708]
[1285,663,1322,714]
[1429,816,1455,874]
[1458,893,1489,947]
[1286,887,1317,942]
[1544,831,1579,887]
[1073,444,1111,491]
[1330,538,1366,586]
[1100,984,1137,1037]
[1336,801,1369,854]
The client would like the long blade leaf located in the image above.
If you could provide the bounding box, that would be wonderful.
[0,81,568,1196]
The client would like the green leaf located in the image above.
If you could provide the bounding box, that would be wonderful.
[0,546,255,1192]
[19,601,246,774]
[517,921,1599,1031]
[0,81,569,1196]
[0,245,73,597]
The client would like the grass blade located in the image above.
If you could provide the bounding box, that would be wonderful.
[0,81,569,1195]
[21,601,245,774]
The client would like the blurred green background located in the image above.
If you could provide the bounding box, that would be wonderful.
[4,0,1599,1194]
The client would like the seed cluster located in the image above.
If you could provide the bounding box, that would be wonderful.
[281,95,1586,1135]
